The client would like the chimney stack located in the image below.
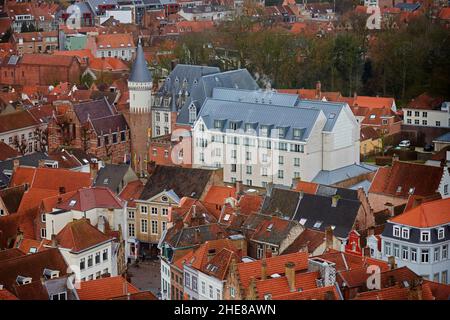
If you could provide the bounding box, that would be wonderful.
[387,256,397,270]
[385,203,395,217]
[285,262,296,292]
[235,180,242,196]
[90,161,99,180]
[38,159,46,168]
[51,234,58,248]
[315,81,321,99]
[408,280,423,300]
[13,159,20,171]
[265,247,272,259]
[325,226,333,250]
[261,259,267,280]
[331,195,340,207]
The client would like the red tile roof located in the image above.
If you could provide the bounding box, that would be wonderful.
[0,142,19,161]
[89,57,129,72]
[55,218,112,253]
[203,186,236,206]
[439,8,450,20]
[19,54,78,67]
[15,238,50,255]
[17,188,59,215]
[369,161,445,198]
[406,92,444,110]
[0,248,25,262]
[314,249,389,273]
[118,180,144,208]
[274,285,341,300]
[389,198,450,228]
[96,33,135,50]
[294,181,319,194]
[77,276,140,300]
[283,228,326,254]
[256,270,320,299]
[423,280,450,300]
[56,187,125,212]
[353,96,395,109]
[353,282,435,300]
[183,239,237,272]
[0,288,18,300]
[237,194,263,215]
[236,252,309,290]
[10,167,91,193]
[0,110,39,133]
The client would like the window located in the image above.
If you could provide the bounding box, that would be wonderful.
[442,271,448,285]
[156,112,160,122]
[294,158,300,167]
[261,166,268,177]
[216,289,220,300]
[141,219,148,233]
[434,247,440,262]
[229,122,238,131]
[422,112,427,118]
[201,282,206,294]
[95,271,101,279]
[414,111,420,117]
[88,255,93,268]
[128,211,135,219]
[80,258,85,270]
[246,151,251,161]
[421,230,430,242]
[209,285,213,299]
[162,208,168,216]
[436,121,441,127]
[278,156,284,165]
[95,252,101,264]
[121,131,126,141]
[293,128,302,139]
[401,228,409,239]
[393,226,400,237]
[40,228,46,239]
[103,249,108,261]
[422,120,427,125]
[51,292,67,300]
[103,268,108,275]
[434,273,439,282]
[402,246,409,260]
[188,105,196,124]
[421,249,429,263]
[112,133,117,144]
[230,287,235,298]
[231,164,236,173]
[411,248,417,262]
[185,273,190,287]
[407,119,412,124]
[407,111,412,116]
[141,205,148,214]
[162,221,167,232]
[246,166,252,175]
[414,119,419,125]
[192,277,197,292]
[151,207,158,215]
[128,223,135,237]
[438,228,445,239]
[278,170,284,179]
[393,244,400,258]
[442,245,448,259]
[151,221,158,234]
[246,179,252,186]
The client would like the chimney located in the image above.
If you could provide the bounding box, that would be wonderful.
[207,248,216,262]
[285,262,296,292]
[331,195,340,207]
[59,186,66,194]
[38,159,46,168]
[194,228,200,244]
[98,216,105,233]
[408,280,423,300]
[392,153,399,162]
[13,159,20,171]
[353,91,357,99]
[387,256,396,270]
[261,259,267,280]
[325,226,333,250]
[315,81,321,99]
[265,247,272,259]
[51,234,58,248]
[90,161,98,180]
[385,202,395,217]
[192,205,197,218]
[235,180,243,196]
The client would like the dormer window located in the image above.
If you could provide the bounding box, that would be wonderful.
[421,230,430,242]
[260,125,268,137]
[278,127,285,138]
[393,225,400,237]
[214,120,222,129]
[293,128,302,139]
[396,186,402,193]
[229,122,238,131]
[438,228,445,240]
[188,104,196,124]
[401,227,409,239]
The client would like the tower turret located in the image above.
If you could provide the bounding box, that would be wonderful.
[128,38,152,113]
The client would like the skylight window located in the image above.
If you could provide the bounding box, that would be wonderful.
[396,186,402,193]
[103,178,109,184]
[328,113,336,119]
[369,114,376,119]
[408,187,415,195]
[313,221,323,228]
[223,214,230,221]
[69,200,77,207]
[266,223,274,231]
[299,218,307,225]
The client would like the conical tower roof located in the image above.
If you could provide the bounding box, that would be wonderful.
[129,38,152,83]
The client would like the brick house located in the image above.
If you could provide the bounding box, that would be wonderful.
[48,98,131,164]
[0,54,81,86]
[11,31,59,55]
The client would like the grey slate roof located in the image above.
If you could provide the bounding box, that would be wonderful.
[296,100,346,132]
[197,98,321,141]
[0,152,50,173]
[349,180,372,195]
[161,64,220,94]
[129,40,152,83]
[293,193,361,238]
[382,222,450,245]
[90,114,128,135]
[94,164,131,193]
[139,165,214,200]
[73,98,114,123]
[312,163,378,185]
[434,132,450,143]
[212,88,299,107]
[176,69,259,125]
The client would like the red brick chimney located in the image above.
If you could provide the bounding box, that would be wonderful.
[315,81,321,99]
[285,262,296,292]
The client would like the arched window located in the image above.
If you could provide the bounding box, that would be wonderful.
[189,104,196,124]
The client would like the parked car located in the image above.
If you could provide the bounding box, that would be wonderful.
[424,143,434,152]
[398,140,411,148]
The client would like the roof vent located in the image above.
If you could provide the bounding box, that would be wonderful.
[16,276,32,285]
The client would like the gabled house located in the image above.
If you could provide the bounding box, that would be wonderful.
[368,160,450,213]
[93,163,138,194]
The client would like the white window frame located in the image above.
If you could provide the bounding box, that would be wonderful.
[438,228,445,240]
[421,230,430,242]
[401,227,409,239]
[393,225,401,237]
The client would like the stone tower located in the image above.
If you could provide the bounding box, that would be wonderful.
[126,38,153,176]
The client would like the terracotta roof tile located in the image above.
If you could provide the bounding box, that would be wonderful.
[0,288,18,300]
[56,218,112,253]
[56,187,125,212]
[389,198,450,228]
[118,180,144,208]
[203,186,236,206]
[0,110,39,133]
[274,285,341,300]
[369,161,444,198]
[0,142,19,161]
[353,282,435,300]
[77,276,140,300]
[283,228,326,254]
[294,181,319,194]
[96,33,135,50]
[256,270,320,298]
[0,248,25,262]
[19,54,78,67]
[14,238,50,255]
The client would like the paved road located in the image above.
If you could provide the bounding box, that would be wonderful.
[127,259,161,297]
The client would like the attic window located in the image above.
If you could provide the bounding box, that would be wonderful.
[396,186,402,193]
[69,200,77,207]
[29,247,37,254]
[266,223,273,231]
[223,214,230,221]
[313,221,323,229]
[369,114,376,119]
[299,218,307,225]
[103,178,109,184]
[264,293,272,300]
[328,113,336,119]
[408,187,415,195]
